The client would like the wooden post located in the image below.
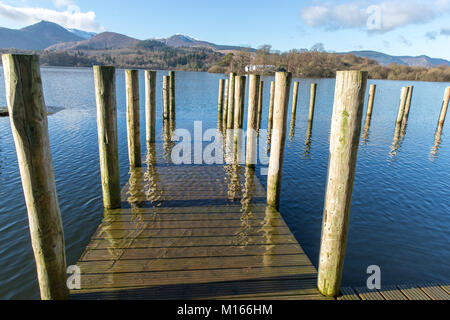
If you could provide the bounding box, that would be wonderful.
[246,74,260,167]
[94,66,121,210]
[317,70,368,297]
[291,81,299,119]
[267,81,275,132]
[396,86,409,125]
[402,85,413,125]
[223,79,229,128]
[163,75,170,120]
[308,83,317,123]
[256,80,264,130]
[218,79,225,124]
[126,69,141,168]
[363,84,376,132]
[145,70,156,144]
[2,54,69,300]
[437,86,450,128]
[266,72,292,208]
[227,73,236,129]
[233,75,246,129]
[169,70,175,120]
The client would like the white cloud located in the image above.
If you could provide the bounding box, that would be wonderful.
[0,1,103,31]
[300,0,450,33]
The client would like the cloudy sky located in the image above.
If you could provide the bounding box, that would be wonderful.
[1,0,450,59]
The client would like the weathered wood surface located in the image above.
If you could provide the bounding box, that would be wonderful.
[94,66,121,209]
[226,73,236,129]
[2,54,68,299]
[317,71,367,297]
[145,70,156,144]
[256,80,264,130]
[70,161,326,300]
[125,69,141,168]
[267,81,275,132]
[246,74,260,167]
[339,284,450,300]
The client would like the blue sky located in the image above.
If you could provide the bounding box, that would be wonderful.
[1,0,450,59]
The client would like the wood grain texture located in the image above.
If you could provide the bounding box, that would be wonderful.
[125,69,141,168]
[226,73,236,129]
[246,75,260,166]
[145,70,156,143]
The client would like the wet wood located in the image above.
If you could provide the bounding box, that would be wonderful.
[218,79,225,124]
[233,75,246,129]
[125,69,141,168]
[2,54,68,300]
[267,81,275,132]
[317,71,367,297]
[438,86,450,128]
[257,80,264,130]
[308,83,317,123]
[163,75,170,119]
[145,70,156,143]
[246,74,260,166]
[94,66,121,209]
[223,79,229,128]
[169,71,175,120]
[226,73,236,129]
[291,81,299,119]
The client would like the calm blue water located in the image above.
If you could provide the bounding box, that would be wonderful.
[0,67,448,299]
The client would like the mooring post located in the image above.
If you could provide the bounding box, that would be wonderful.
[163,75,170,120]
[402,85,414,125]
[437,86,450,128]
[246,74,260,167]
[223,79,229,128]
[145,70,156,144]
[363,84,376,132]
[2,54,69,300]
[317,70,368,297]
[169,70,175,120]
[126,69,141,168]
[267,81,275,132]
[308,83,317,124]
[94,66,121,210]
[396,86,409,125]
[256,80,264,130]
[233,75,246,130]
[227,73,236,129]
[291,81,299,119]
[266,72,292,208]
[218,79,225,124]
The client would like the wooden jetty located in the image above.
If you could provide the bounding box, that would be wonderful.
[339,284,450,300]
[70,160,330,300]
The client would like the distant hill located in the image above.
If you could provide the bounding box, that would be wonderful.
[46,32,140,51]
[154,34,255,52]
[66,28,96,40]
[0,21,84,50]
[345,50,450,67]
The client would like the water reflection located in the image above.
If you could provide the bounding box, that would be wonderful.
[390,124,404,157]
[163,119,175,163]
[144,143,164,206]
[288,118,296,143]
[430,125,443,159]
[260,206,279,266]
[234,166,257,246]
[303,122,313,159]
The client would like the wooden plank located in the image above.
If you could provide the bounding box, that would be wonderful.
[397,284,431,300]
[418,284,450,300]
[338,287,360,300]
[105,205,268,215]
[85,234,299,249]
[378,285,408,300]
[440,284,450,295]
[77,254,311,274]
[354,287,385,300]
[80,243,305,261]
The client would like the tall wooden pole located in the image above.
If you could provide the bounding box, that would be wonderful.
[233,75,246,130]
[169,70,175,120]
[145,70,156,144]
[317,70,368,297]
[218,79,225,125]
[308,83,317,123]
[246,74,260,167]
[363,84,376,135]
[2,54,69,300]
[223,79,229,128]
[163,75,170,120]
[402,85,413,125]
[256,80,264,130]
[126,69,141,168]
[94,66,121,210]
[227,73,236,129]
[437,86,450,128]
[267,81,275,132]
[396,86,409,125]
[291,81,299,119]
[266,72,292,208]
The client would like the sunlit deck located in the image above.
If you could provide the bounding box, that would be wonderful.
[70,162,329,300]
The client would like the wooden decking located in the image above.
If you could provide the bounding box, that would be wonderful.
[70,161,329,300]
[339,284,450,300]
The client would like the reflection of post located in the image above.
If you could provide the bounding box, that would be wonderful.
[261,205,278,266]
[94,66,121,209]
[223,79,229,129]
[145,143,164,205]
[126,69,141,168]
[2,54,69,300]
[246,74,260,167]
[317,70,367,297]
[267,72,292,208]
[162,118,173,163]
[362,84,376,140]
[127,167,146,206]
[304,121,313,158]
[256,80,264,131]
[235,166,256,246]
[226,73,236,129]
[226,163,243,201]
[145,70,156,144]
[430,125,443,158]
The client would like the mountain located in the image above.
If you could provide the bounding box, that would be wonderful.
[66,28,96,40]
[346,50,450,67]
[0,21,84,50]
[155,34,255,52]
[46,32,140,51]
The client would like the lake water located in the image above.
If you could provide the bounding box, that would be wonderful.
[0,67,448,299]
